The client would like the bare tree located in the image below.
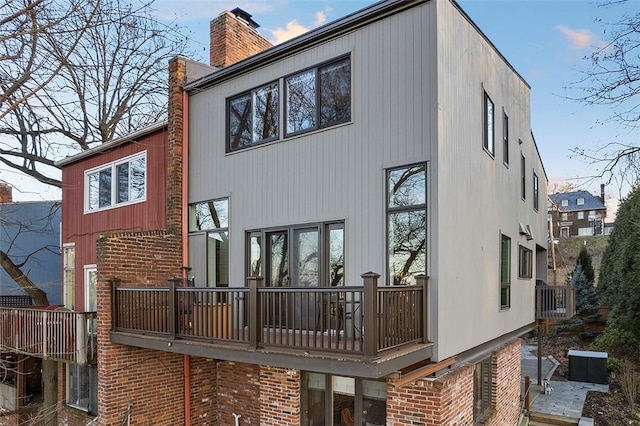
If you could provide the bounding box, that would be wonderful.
[570,1,640,187]
[1,0,193,422]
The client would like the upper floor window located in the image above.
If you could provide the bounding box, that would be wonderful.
[483,92,495,156]
[85,152,146,212]
[228,81,279,152]
[561,199,568,207]
[188,198,229,232]
[520,154,526,200]
[561,212,568,221]
[387,164,426,285]
[533,172,539,211]
[577,211,585,220]
[503,112,509,166]
[577,197,585,205]
[518,245,532,279]
[285,56,351,136]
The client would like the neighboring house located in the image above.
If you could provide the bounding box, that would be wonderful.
[0,182,61,304]
[549,188,607,238]
[0,2,577,425]
[0,183,61,413]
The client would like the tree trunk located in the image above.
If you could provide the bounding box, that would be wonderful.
[41,359,58,426]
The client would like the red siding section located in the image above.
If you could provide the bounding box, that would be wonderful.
[61,128,168,309]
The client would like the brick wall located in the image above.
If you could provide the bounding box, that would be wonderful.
[259,366,300,425]
[0,181,11,203]
[484,338,522,426]
[387,338,522,426]
[387,364,474,426]
[216,361,261,425]
[209,11,272,68]
[96,230,184,426]
[189,356,218,426]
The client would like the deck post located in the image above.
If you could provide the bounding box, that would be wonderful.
[76,313,87,365]
[110,278,121,332]
[416,275,428,343]
[168,277,181,339]
[247,276,263,350]
[362,272,380,359]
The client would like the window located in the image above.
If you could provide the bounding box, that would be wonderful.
[63,244,75,309]
[500,234,511,309]
[247,221,344,288]
[387,164,426,285]
[503,112,509,165]
[228,81,279,152]
[189,198,229,288]
[561,212,568,221]
[520,154,526,200]
[577,197,585,205]
[589,210,596,217]
[85,152,146,212]
[533,172,539,211]
[518,245,532,278]
[67,364,97,414]
[483,92,495,156]
[474,356,494,422]
[577,211,585,220]
[286,56,351,136]
[302,373,386,426]
[84,266,98,334]
[561,199,569,207]
[578,227,593,236]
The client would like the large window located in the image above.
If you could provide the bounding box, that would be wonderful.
[189,198,229,288]
[483,91,495,156]
[67,364,97,415]
[228,81,279,152]
[387,164,426,285]
[520,154,526,200]
[474,356,494,422]
[85,152,146,212]
[286,56,351,136]
[500,234,511,309]
[246,221,344,288]
[63,244,75,309]
[302,373,386,426]
[533,172,539,211]
[518,245,532,279]
[503,112,509,165]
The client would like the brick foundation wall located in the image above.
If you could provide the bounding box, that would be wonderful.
[387,337,522,426]
[209,11,272,68]
[96,230,184,426]
[189,356,217,426]
[484,338,522,426]
[216,361,260,425]
[259,366,300,425]
[387,363,475,426]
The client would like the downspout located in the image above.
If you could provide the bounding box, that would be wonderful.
[182,89,191,426]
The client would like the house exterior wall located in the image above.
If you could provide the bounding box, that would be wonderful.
[0,201,61,304]
[187,1,436,297]
[433,0,546,359]
[187,0,545,362]
[60,128,167,309]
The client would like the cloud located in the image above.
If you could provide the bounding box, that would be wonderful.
[314,11,327,27]
[271,20,310,44]
[555,25,602,50]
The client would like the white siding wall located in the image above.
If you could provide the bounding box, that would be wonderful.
[433,0,547,359]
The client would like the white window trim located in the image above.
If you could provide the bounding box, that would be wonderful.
[63,243,75,310]
[83,151,147,214]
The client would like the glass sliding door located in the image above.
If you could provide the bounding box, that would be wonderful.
[292,228,320,287]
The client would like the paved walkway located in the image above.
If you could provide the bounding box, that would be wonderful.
[521,343,609,422]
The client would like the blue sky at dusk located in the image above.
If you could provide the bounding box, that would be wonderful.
[153,0,637,201]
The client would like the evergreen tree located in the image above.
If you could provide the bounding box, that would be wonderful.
[598,185,640,337]
[576,246,595,284]
[570,264,600,315]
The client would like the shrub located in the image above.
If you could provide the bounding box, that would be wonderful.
[591,327,640,359]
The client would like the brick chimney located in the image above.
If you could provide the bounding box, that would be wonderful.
[0,181,12,203]
[209,8,273,68]
[600,183,605,203]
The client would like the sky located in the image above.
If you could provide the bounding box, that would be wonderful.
[4,0,638,202]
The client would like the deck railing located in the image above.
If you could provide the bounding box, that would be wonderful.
[111,273,428,358]
[0,307,97,365]
[535,285,576,320]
